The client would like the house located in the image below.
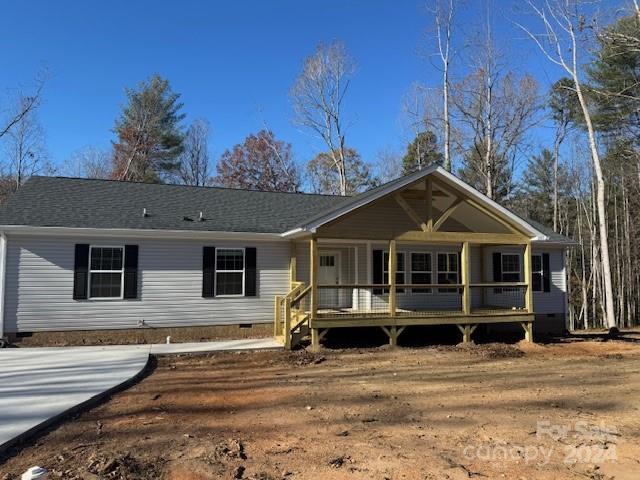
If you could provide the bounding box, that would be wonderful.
[0,166,574,349]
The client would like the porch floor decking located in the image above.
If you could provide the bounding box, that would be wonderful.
[313,307,533,328]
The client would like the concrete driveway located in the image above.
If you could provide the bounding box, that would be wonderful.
[0,338,281,455]
[0,346,150,454]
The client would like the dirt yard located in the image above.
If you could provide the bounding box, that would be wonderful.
[2,337,640,480]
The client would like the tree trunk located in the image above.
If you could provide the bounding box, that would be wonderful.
[443,59,451,172]
[573,76,617,331]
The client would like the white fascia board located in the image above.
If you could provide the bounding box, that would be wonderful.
[0,225,286,242]
[280,228,307,239]
[295,165,439,234]
[432,167,547,240]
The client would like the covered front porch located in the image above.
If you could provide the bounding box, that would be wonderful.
[274,168,541,350]
[275,236,534,349]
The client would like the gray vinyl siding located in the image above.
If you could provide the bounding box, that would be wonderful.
[5,235,290,333]
[482,246,566,315]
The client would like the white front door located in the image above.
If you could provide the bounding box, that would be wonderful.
[318,253,339,307]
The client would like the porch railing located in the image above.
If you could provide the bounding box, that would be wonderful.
[275,281,311,349]
[314,282,529,318]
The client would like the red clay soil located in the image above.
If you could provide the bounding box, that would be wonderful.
[2,339,640,480]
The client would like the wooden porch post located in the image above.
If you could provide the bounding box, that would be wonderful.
[479,245,486,308]
[461,241,471,315]
[389,239,397,317]
[425,178,433,231]
[524,241,534,313]
[310,236,319,351]
[289,241,297,289]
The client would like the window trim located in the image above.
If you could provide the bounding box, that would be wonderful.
[215,247,246,297]
[410,251,433,295]
[382,250,406,294]
[436,251,459,294]
[531,253,543,292]
[88,245,125,301]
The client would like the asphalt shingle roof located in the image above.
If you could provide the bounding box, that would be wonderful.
[0,176,350,233]
[0,175,574,244]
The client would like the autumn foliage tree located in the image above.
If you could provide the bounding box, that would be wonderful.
[214,130,300,192]
[112,75,185,182]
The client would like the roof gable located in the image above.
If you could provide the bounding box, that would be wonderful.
[288,166,547,240]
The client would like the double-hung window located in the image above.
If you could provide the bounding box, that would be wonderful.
[216,248,245,296]
[437,252,458,293]
[89,246,124,299]
[498,253,521,293]
[501,254,521,282]
[411,252,432,294]
[532,254,543,292]
[383,251,405,293]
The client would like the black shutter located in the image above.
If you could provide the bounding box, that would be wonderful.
[245,247,257,297]
[457,252,463,294]
[73,244,90,300]
[492,252,502,282]
[203,246,216,298]
[123,245,139,299]
[373,249,383,294]
[542,253,551,292]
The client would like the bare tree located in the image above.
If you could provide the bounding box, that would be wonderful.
[2,95,50,191]
[290,41,355,196]
[432,0,456,171]
[62,146,112,179]
[0,74,45,141]
[306,148,376,195]
[372,147,404,183]
[516,0,617,332]
[177,119,211,186]
[452,24,541,201]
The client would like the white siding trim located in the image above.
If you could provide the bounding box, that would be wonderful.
[0,233,6,339]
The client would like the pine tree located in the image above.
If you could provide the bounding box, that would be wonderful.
[587,15,640,138]
[402,131,444,174]
[112,75,185,182]
[458,139,514,203]
[516,148,569,227]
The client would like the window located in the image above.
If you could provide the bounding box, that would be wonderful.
[501,254,521,282]
[89,246,124,299]
[216,248,245,296]
[411,252,432,294]
[320,255,335,267]
[383,251,405,293]
[532,254,543,292]
[437,252,458,293]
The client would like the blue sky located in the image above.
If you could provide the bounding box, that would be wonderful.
[1,0,593,176]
